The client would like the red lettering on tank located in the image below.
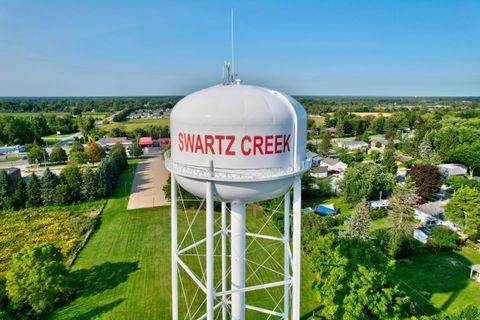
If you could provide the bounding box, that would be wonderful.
[225,136,236,155]
[241,136,252,155]
[204,135,215,154]
[283,134,291,152]
[195,135,204,153]
[178,132,184,151]
[215,135,225,154]
[184,133,195,152]
[274,135,282,154]
[264,135,273,154]
[253,136,263,155]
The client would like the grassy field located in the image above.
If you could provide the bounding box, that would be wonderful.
[393,248,480,316]
[0,201,105,274]
[369,217,480,316]
[0,112,70,117]
[101,118,170,131]
[308,115,324,126]
[50,163,320,320]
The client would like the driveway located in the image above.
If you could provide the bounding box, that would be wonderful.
[127,155,170,210]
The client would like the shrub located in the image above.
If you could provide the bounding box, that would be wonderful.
[6,244,70,315]
[49,145,68,163]
[369,208,387,220]
[428,226,459,254]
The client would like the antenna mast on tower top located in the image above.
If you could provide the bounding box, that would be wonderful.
[231,8,235,83]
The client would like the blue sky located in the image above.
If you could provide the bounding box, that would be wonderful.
[0,0,479,96]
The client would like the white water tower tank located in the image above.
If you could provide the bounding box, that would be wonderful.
[166,83,310,320]
[168,84,309,202]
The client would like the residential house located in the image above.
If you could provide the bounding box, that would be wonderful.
[320,158,347,172]
[97,137,132,149]
[310,166,328,178]
[370,137,400,151]
[437,163,468,177]
[335,140,369,151]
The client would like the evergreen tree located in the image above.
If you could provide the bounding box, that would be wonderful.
[9,178,26,210]
[387,181,417,258]
[419,131,434,161]
[53,184,73,205]
[26,173,43,207]
[40,168,58,206]
[335,118,345,137]
[110,143,128,171]
[318,131,332,156]
[82,167,98,201]
[61,165,83,202]
[0,171,12,209]
[341,200,371,240]
[382,140,397,174]
[130,141,143,157]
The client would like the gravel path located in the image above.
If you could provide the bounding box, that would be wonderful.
[127,155,170,210]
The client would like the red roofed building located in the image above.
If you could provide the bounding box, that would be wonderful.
[139,137,153,147]
[159,138,170,148]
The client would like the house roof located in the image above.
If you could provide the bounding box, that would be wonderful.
[312,155,325,161]
[306,150,319,158]
[371,137,400,145]
[139,137,153,145]
[438,163,468,176]
[470,264,480,273]
[415,203,444,217]
[312,166,328,173]
[97,137,130,144]
[321,157,339,166]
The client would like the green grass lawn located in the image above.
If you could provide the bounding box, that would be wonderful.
[393,247,480,316]
[0,156,21,162]
[101,118,170,131]
[50,163,320,320]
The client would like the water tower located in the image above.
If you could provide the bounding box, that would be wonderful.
[165,83,310,320]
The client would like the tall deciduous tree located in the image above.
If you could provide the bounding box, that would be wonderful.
[6,244,70,314]
[382,140,397,174]
[339,163,395,204]
[406,163,443,198]
[28,143,48,164]
[445,187,480,240]
[26,173,43,207]
[448,143,480,178]
[49,145,68,163]
[341,200,371,240]
[84,142,105,164]
[309,234,412,319]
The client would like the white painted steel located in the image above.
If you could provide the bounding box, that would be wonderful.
[284,192,291,319]
[171,175,178,320]
[221,202,227,320]
[292,177,302,320]
[206,180,215,319]
[230,201,246,320]
[168,83,309,319]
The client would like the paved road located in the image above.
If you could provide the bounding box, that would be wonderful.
[127,155,170,210]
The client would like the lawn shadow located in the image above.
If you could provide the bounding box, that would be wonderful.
[68,298,125,320]
[71,261,140,298]
[393,250,474,316]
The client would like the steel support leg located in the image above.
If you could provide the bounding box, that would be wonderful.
[231,201,246,320]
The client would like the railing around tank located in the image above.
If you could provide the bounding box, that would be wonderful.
[163,150,312,182]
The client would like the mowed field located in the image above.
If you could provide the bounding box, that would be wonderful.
[51,162,319,320]
[101,118,170,131]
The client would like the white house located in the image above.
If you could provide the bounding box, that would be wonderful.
[368,199,390,209]
[312,155,325,166]
[310,166,328,178]
[438,163,468,177]
[414,203,444,225]
[320,158,347,172]
[413,226,436,244]
[336,140,369,151]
